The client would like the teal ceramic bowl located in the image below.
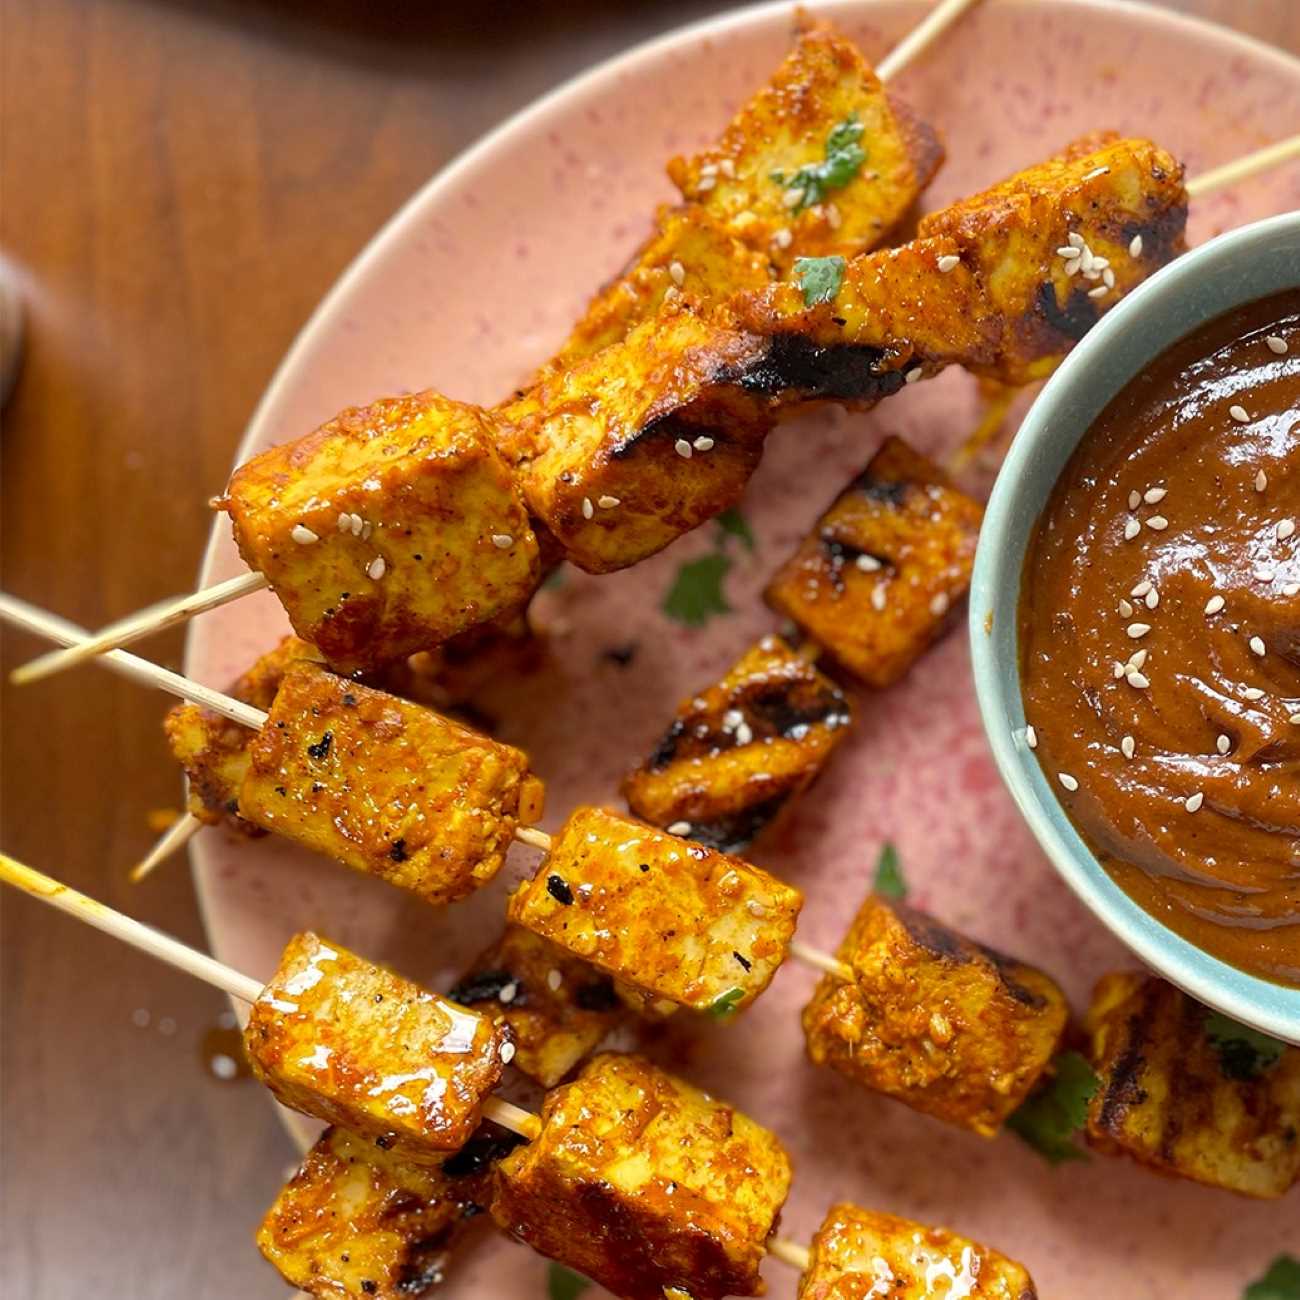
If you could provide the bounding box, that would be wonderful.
[970,211,1300,1046]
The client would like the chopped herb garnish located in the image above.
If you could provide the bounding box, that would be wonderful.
[771,114,866,212]
[1245,1256,1300,1300]
[663,552,733,628]
[1204,1011,1285,1081]
[715,506,755,553]
[794,255,846,307]
[547,1262,592,1300]
[1005,1050,1099,1165]
[708,987,746,1019]
[872,842,907,900]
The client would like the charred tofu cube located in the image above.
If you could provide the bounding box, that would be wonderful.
[765,438,983,688]
[802,896,1067,1136]
[491,1052,792,1300]
[623,634,852,852]
[257,1125,507,1298]
[798,1202,1038,1300]
[667,23,943,273]
[239,662,545,907]
[507,806,801,1018]
[498,306,775,574]
[1084,973,1300,1198]
[222,391,541,675]
[244,933,509,1161]
[447,924,626,1088]
[163,636,321,827]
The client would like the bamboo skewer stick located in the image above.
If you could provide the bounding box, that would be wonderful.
[131,813,205,883]
[1185,133,1300,199]
[876,0,984,82]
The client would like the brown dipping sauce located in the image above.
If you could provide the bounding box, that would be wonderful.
[1020,289,1300,986]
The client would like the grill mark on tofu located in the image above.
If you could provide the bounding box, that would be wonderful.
[1035,280,1102,343]
[733,333,906,403]
[1096,1006,1156,1136]
[447,969,522,1006]
[683,793,793,855]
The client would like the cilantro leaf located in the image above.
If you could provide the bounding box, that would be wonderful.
[794,255,846,307]
[548,1263,591,1300]
[872,843,907,900]
[1005,1050,1099,1165]
[715,507,755,553]
[663,552,732,628]
[771,114,866,212]
[1204,1011,1286,1081]
[708,987,746,1019]
[1245,1257,1300,1300]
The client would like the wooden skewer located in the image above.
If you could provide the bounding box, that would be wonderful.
[11,569,269,686]
[131,812,205,883]
[1185,132,1300,200]
[876,0,984,82]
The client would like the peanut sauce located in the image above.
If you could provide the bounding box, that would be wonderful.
[1020,290,1300,986]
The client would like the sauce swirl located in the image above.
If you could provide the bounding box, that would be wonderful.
[1019,290,1300,986]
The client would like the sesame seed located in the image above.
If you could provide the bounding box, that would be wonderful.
[734,722,753,746]
[856,554,882,572]
[1068,231,1085,249]
[700,163,717,177]
[1113,662,1127,680]
[1058,772,1079,792]
[669,261,685,286]
[696,175,716,192]
[1290,713,1300,726]
[674,439,692,459]
[1284,583,1300,597]
[747,900,767,917]
[905,366,923,384]
[1057,246,1081,259]
[783,186,805,209]
[1129,234,1144,258]
[499,982,518,1004]
[1277,519,1295,541]
[1025,725,1038,749]
[722,710,743,730]
[1091,256,1110,272]
[937,254,961,273]
[598,495,620,509]
[337,513,350,532]
[1205,595,1225,615]
[1216,734,1231,754]
[1127,623,1151,639]
[361,522,373,541]
[1065,258,1082,278]
[1119,599,1134,618]
[1256,470,1269,492]
[367,556,386,581]
[500,1042,516,1064]
[666,821,691,835]
[1104,269,1117,290]
[291,524,318,545]
[1128,490,1141,510]
[1266,335,1288,354]
[1145,588,1159,609]
[1229,404,1250,424]
[350,513,364,536]
[547,969,563,991]
[772,227,793,249]
[693,436,714,452]
[1124,518,1142,541]
[1128,649,1148,671]
[1250,636,1266,656]
[1184,792,1204,813]
[1243,687,1265,701]
[663,285,682,305]
[1146,515,1168,531]
[492,534,514,549]
[871,585,887,612]
[1144,487,1166,504]
[1083,165,1110,180]
[582,497,594,519]
[1088,284,1109,299]
[930,592,950,617]
[1131,579,1152,598]
[1120,735,1135,759]
[733,210,758,230]
[1127,670,1150,689]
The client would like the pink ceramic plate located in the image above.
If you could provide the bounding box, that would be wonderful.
[187,2,1300,1295]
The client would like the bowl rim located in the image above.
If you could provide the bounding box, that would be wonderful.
[970,210,1300,1045]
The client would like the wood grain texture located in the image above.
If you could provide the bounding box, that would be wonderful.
[0,2,1295,1296]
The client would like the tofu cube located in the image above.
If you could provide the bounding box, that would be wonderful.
[244,933,509,1161]
[222,391,541,675]
[257,1125,512,1298]
[498,307,775,574]
[163,636,321,827]
[447,924,626,1088]
[765,438,983,688]
[239,662,545,907]
[667,23,943,273]
[802,896,1067,1136]
[490,1052,792,1300]
[1084,973,1300,1198]
[798,1202,1038,1300]
[623,634,852,852]
[507,806,802,1018]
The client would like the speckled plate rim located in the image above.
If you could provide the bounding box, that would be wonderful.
[186,0,1300,1083]
[971,211,1300,1046]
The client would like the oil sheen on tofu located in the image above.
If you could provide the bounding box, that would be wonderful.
[798,1202,1038,1300]
[239,662,544,907]
[802,896,1067,1136]
[244,933,508,1162]
[507,806,802,1017]
[490,1053,792,1300]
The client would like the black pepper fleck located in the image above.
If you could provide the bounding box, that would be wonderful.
[547,874,575,905]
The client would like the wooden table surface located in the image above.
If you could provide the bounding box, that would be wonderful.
[1,1,1296,1295]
